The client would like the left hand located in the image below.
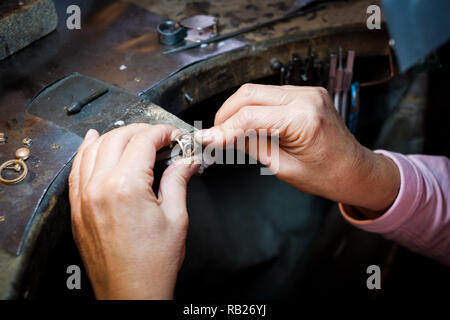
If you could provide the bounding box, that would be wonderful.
[68,123,199,299]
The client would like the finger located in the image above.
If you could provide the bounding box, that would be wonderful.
[214,84,315,125]
[91,123,153,176]
[69,129,99,211]
[197,106,285,148]
[158,158,200,224]
[117,124,179,178]
[79,136,103,191]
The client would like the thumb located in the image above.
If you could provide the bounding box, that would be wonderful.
[158,158,200,224]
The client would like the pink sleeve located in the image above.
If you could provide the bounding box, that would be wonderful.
[339,150,450,266]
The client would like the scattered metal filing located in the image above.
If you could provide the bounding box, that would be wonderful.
[0,147,30,185]
[66,87,109,115]
[22,137,32,146]
[0,132,7,144]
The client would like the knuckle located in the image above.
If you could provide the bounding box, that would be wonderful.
[316,86,328,97]
[107,175,136,201]
[235,108,254,128]
[308,112,325,135]
[238,83,256,98]
[68,172,77,189]
[83,183,104,206]
[128,132,146,145]
[312,87,330,107]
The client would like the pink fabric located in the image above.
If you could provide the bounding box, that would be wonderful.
[340,150,450,266]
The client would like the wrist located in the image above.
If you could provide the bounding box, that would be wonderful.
[345,147,401,216]
[94,269,177,300]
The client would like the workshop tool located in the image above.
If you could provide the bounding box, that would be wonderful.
[291,53,302,85]
[66,87,109,115]
[163,3,326,54]
[327,53,337,96]
[303,45,315,84]
[340,50,355,121]
[272,46,330,86]
[348,82,360,134]
[157,20,187,46]
[334,48,344,112]
[270,58,287,85]
[181,15,218,42]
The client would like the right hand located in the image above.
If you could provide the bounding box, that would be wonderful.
[196,84,400,215]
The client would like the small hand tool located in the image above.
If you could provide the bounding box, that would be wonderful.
[327,53,337,96]
[66,87,109,115]
[340,50,355,121]
[333,48,344,112]
[348,82,360,134]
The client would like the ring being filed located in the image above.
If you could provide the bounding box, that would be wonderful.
[172,133,196,158]
[0,159,28,185]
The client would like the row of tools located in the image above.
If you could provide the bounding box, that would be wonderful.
[271,47,360,134]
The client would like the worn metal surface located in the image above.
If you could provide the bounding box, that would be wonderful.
[27,73,195,137]
[0,0,245,123]
[0,115,82,254]
[129,0,383,42]
[27,73,141,137]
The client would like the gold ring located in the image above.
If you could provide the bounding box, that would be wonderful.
[0,159,28,185]
[173,134,196,158]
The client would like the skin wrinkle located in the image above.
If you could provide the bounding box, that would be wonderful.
[68,84,407,299]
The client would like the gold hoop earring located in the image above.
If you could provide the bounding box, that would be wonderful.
[0,147,30,185]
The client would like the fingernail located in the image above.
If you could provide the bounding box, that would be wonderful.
[195,129,213,143]
[84,129,96,140]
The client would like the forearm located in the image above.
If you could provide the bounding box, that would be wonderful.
[340,151,450,266]
[347,147,401,215]
[319,144,401,215]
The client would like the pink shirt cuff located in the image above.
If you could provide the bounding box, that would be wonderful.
[339,150,422,234]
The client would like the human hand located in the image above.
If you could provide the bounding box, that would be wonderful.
[196,84,400,216]
[68,124,199,299]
